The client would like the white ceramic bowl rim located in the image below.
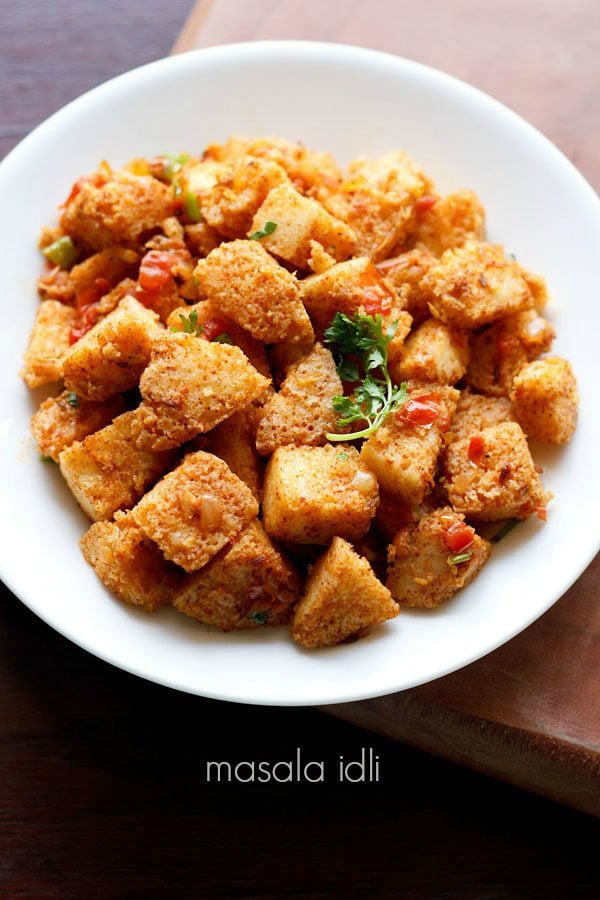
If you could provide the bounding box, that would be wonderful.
[0,41,599,706]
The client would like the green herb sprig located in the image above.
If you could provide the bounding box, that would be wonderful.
[324,311,408,441]
[249,221,277,241]
[248,610,269,625]
[170,309,203,337]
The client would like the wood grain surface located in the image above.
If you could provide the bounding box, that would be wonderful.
[2,589,599,900]
[1,2,600,897]
[174,0,600,816]
[174,0,600,191]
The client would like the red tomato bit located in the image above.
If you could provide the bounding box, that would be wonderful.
[76,277,110,310]
[69,277,113,343]
[443,521,475,553]
[201,317,230,341]
[415,194,438,215]
[468,435,485,466]
[397,392,442,428]
[358,263,395,316]
[138,250,179,292]
[69,303,102,344]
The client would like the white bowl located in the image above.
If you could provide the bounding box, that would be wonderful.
[1,41,598,706]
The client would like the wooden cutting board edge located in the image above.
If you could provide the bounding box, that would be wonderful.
[171,0,600,817]
[324,698,600,816]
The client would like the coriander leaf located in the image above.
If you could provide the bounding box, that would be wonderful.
[248,610,269,625]
[213,333,233,345]
[354,378,386,419]
[337,451,349,461]
[170,309,203,337]
[336,358,360,382]
[324,311,408,441]
[39,454,57,464]
[249,221,277,241]
[364,345,385,373]
[67,391,79,408]
[332,395,364,426]
[385,321,399,342]
[357,376,385,401]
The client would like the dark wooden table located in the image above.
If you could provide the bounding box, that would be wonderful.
[1,3,599,898]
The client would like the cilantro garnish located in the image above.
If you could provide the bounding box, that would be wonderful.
[213,333,233,345]
[170,309,203,337]
[67,391,79,408]
[39,454,56,464]
[324,311,408,441]
[337,451,349,461]
[249,221,277,241]
[448,551,473,566]
[249,610,269,625]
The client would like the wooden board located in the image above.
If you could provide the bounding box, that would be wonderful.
[174,0,600,816]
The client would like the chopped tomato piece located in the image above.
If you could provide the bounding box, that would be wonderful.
[69,277,112,343]
[358,263,395,316]
[363,289,393,317]
[397,392,441,428]
[75,288,98,310]
[443,521,475,553]
[139,250,178,292]
[69,303,102,344]
[201,317,230,342]
[95,276,111,294]
[468,435,485,466]
[134,285,161,309]
[75,277,110,311]
[138,249,190,292]
[415,194,438,215]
